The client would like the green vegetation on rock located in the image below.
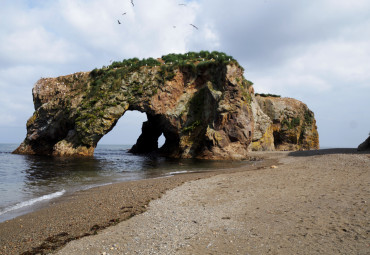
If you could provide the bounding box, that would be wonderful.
[16,50,257,159]
[304,110,313,125]
[281,117,301,130]
[255,93,281,98]
[182,120,201,133]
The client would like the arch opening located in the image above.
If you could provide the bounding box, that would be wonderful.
[128,114,163,154]
[128,112,181,156]
[158,134,165,148]
[98,110,175,156]
[273,131,282,148]
[98,111,147,145]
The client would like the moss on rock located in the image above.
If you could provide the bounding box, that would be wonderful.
[14,51,254,159]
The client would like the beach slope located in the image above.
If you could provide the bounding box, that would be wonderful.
[55,149,369,255]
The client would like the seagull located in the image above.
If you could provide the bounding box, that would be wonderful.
[122,12,127,15]
[179,3,186,6]
[131,0,134,7]
[190,24,198,30]
[118,20,121,24]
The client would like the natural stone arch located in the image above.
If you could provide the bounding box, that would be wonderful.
[14,52,256,159]
[97,110,146,145]
[128,113,164,154]
[127,111,179,155]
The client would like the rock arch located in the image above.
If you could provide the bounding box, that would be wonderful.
[97,110,146,145]
[128,111,178,155]
[14,52,254,159]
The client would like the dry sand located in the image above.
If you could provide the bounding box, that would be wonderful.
[54,149,369,255]
[0,149,369,254]
[0,155,270,255]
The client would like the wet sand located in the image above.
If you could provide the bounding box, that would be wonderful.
[0,155,270,255]
[1,149,369,254]
[55,149,369,255]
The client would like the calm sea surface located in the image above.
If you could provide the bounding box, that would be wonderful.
[0,143,247,222]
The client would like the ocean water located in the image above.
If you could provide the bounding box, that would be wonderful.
[0,144,246,222]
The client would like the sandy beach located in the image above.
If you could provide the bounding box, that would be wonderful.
[0,149,369,254]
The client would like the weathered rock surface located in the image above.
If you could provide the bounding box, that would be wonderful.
[14,52,254,159]
[357,136,370,151]
[14,51,319,159]
[250,95,319,151]
[249,95,274,151]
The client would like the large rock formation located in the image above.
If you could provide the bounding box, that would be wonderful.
[14,51,319,159]
[14,52,254,159]
[249,95,274,151]
[249,94,319,151]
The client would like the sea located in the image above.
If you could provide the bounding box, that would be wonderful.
[0,143,246,222]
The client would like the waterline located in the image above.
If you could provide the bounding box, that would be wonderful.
[0,190,65,216]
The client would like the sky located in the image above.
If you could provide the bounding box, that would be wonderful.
[0,0,369,148]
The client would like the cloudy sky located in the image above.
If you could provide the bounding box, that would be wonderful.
[1,0,369,148]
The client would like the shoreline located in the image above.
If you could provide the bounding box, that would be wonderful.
[0,156,255,224]
[0,156,275,255]
[55,149,369,254]
[0,143,254,224]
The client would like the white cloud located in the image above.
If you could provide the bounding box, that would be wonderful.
[57,0,200,59]
[250,37,370,95]
[0,0,205,137]
[0,92,33,127]
[0,0,369,147]
[1,27,75,65]
[0,114,16,126]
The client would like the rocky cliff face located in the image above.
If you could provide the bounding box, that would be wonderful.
[14,51,319,159]
[249,95,274,151]
[14,52,254,159]
[250,95,319,151]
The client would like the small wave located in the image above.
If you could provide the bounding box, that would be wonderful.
[81,182,113,191]
[0,190,66,216]
[167,170,193,175]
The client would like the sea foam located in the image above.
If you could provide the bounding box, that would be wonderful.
[0,190,66,216]
[167,170,193,175]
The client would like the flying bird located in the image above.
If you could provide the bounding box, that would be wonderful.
[122,12,127,15]
[118,20,121,24]
[179,3,187,6]
[190,24,198,30]
[131,0,134,7]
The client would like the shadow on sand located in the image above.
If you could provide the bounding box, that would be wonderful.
[288,148,369,157]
